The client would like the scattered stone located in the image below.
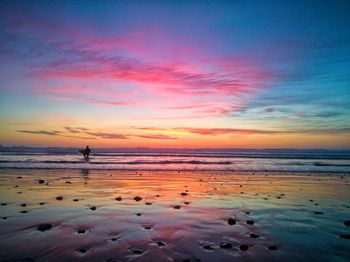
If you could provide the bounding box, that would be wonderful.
[247,220,254,225]
[77,248,88,253]
[314,211,323,215]
[344,221,350,226]
[157,241,165,246]
[181,192,188,196]
[227,218,236,225]
[136,213,142,216]
[21,203,26,207]
[90,206,96,211]
[240,244,248,251]
[115,197,122,201]
[145,202,152,205]
[73,199,79,202]
[37,223,52,232]
[65,181,71,184]
[111,238,118,242]
[20,210,27,213]
[39,202,45,205]
[245,211,250,214]
[339,234,350,239]
[220,242,232,249]
[77,229,86,234]
[56,196,63,201]
[17,176,22,179]
[184,201,190,205]
[134,196,142,202]
[38,179,45,184]
[144,225,152,230]
[131,249,143,255]
[174,205,181,209]
[203,244,214,250]
[17,192,22,194]
[250,233,260,238]
[1,203,7,206]
[268,245,278,250]
[156,195,160,197]
[2,217,7,220]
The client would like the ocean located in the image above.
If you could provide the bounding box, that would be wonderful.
[0,147,349,172]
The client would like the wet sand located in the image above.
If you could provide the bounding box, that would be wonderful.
[0,169,349,261]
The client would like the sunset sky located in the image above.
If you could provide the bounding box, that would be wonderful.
[0,0,349,148]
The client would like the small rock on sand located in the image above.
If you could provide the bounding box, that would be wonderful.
[21,203,26,207]
[174,205,181,209]
[132,249,143,255]
[37,223,52,232]
[157,241,165,246]
[250,233,260,238]
[268,245,278,250]
[227,218,236,225]
[136,213,142,216]
[134,196,142,202]
[56,196,63,201]
[77,229,86,234]
[20,210,27,213]
[38,179,45,184]
[246,220,254,225]
[1,203,7,206]
[181,192,188,196]
[145,202,152,205]
[240,244,248,251]
[90,206,96,211]
[115,197,122,201]
[77,248,88,253]
[314,211,323,215]
[220,242,232,249]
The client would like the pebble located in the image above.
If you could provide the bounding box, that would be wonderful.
[268,245,278,250]
[56,196,63,201]
[132,249,143,255]
[344,221,350,226]
[38,180,45,184]
[37,223,52,232]
[77,248,88,253]
[227,218,236,225]
[145,202,152,205]
[134,196,142,202]
[157,241,165,246]
[77,229,86,234]
[115,197,122,201]
[314,211,323,215]
[136,213,142,216]
[220,242,232,249]
[1,203,7,206]
[240,244,248,251]
[339,234,350,239]
[20,210,27,213]
[250,233,260,238]
[246,220,254,225]
[90,206,96,211]
[181,192,188,196]
[174,205,181,209]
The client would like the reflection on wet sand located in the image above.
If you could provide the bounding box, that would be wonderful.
[0,169,349,261]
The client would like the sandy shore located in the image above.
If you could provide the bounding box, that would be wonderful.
[0,169,349,261]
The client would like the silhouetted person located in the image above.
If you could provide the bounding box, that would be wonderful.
[83,146,91,160]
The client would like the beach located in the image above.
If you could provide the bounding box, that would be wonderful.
[0,169,349,261]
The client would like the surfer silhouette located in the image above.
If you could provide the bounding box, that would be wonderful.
[82,146,91,160]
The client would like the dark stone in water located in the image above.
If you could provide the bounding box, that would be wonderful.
[37,223,52,232]
[250,233,260,238]
[38,179,45,184]
[115,197,122,201]
[17,176,22,179]
[144,225,152,230]
[184,201,190,205]
[136,213,142,216]
[203,244,213,250]
[20,210,27,213]
[247,220,254,225]
[339,234,350,239]
[145,202,152,205]
[268,245,278,250]
[77,248,88,253]
[1,203,7,206]
[39,202,45,205]
[2,217,7,220]
[344,220,350,226]
[181,192,188,196]
[314,211,323,215]
[220,242,232,249]
[228,218,236,225]
[111,237,118,241]
[21,203,26,207]
[90,206,97,211]
[174,205,181,209]
[56,196,63,200]
[157,240,165,246]
[77,229,86,234]
[240,244,248,251]
[73,199,79,202]
[132,249,143,255]
[134,196,142,202]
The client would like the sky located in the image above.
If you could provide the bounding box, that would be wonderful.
[0,0,350,148]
